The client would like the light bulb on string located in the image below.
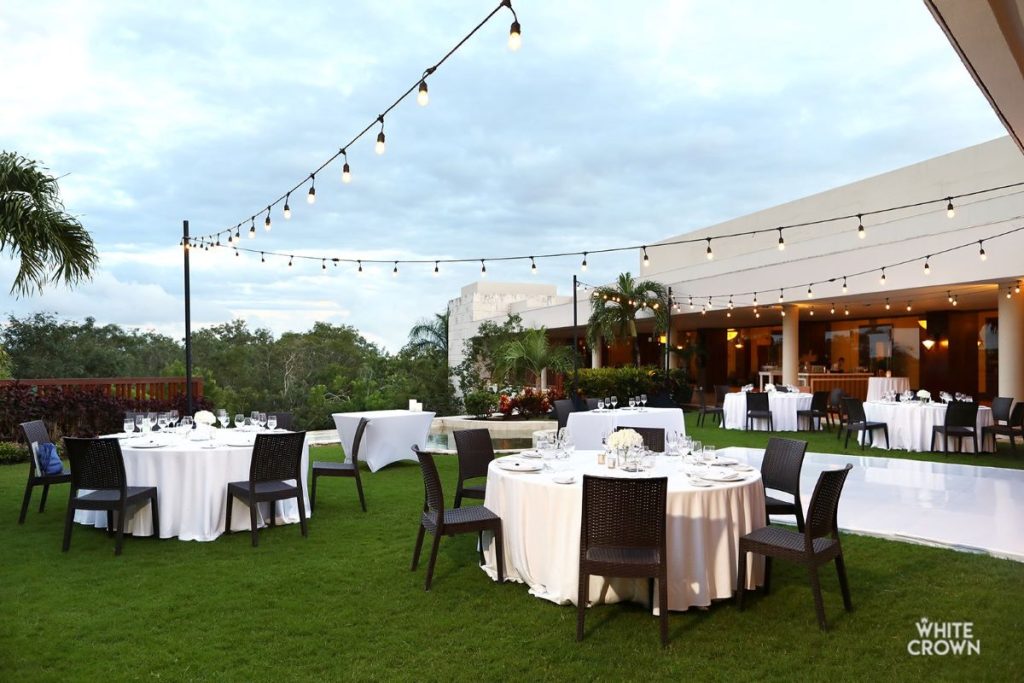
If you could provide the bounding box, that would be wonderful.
[777,228,785,251]
[946,197,955,218]
[753,292,759,307]
[248,217,256,239]
[264,207,272,231]
[842,276,848,293]
[288,255,293,267]
[323,259,327,271]
[307,175,317,204]
[923,257,931,275]
[234,226,241,242]
[417,80,429,106]
[781,308,786,317]
[701,306,706,316]
[688,296,694,309]
[341,150,352,184]
[885,298,891,310]
[979,241,987,261]
[705,238,714,260]
[857,214,865,239]
[1016,281,1021,294]
[235,248,239,258]
[480,259,486,277]
[952,295,959,307]
[261,252,265,263]
[778,289,784,303]
[809,307,815,317]
[906,301,912,312]
[806,284,813,298]
[880,268,886,286]
[508,4,522,53]
[844,305,850,316]
[433,261,439,277]
[357,260,363,275]
[530,256,537,274]
[393,261,399,277]
[1008,287,1013,299]
[581,252,588,272]
[215,236,221,247]
[830,303,835,315]
[707,297,713,310]
[728,296,734,309]
[375,117,386,155]
[947,291,954,303]
[642,246,650,267]
[283,193,292,219]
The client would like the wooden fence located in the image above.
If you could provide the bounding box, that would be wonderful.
[0,377,203,401]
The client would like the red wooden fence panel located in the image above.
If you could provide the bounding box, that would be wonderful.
[0,377,204,401]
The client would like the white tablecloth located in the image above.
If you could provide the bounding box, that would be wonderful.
[722,391,813,431]
[861,401,994,452]
[75,431,311,541]
[565,407,686,450]
[332,410,435,472]
[866,377,911,402]
[481,450,765,613]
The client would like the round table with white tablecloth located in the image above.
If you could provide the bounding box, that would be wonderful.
[722,391,813,431]
[75,430,310,541]
[480,450,765,613]
[866,377,911,402]
[565,407,685,450]
[861,400,994,452]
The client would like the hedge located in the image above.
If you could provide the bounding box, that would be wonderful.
[573,367,693,406]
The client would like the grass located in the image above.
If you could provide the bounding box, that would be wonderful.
[1,439,1022,681]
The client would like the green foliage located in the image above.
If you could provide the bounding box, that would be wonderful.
[575,366,692,405]
[587,272,668,367]
[0,152,99,296]
[454,314,523,394]
[0,441,26,465]
[463,390,499,418]
[492,327,574,388]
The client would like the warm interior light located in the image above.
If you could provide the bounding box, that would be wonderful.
[508,20,521,50]
[375,131,386,155]
[918,320,928,330]
[658,334,667,344]
[922,338,936,350]
[417,80,429,106]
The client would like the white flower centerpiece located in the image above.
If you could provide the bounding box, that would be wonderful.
[607,428,644,469]
[764,383,776,392]
[916,389,932,403]
[193,410,217,440]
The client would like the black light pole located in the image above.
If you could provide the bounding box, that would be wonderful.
[183,220,194,415]
[665,286,672,373]
[572,274,579,408]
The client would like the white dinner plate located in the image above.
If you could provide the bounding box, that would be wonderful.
[497,460,544,473]
[224,440,255,448]
[552,473,577,485]
[701,471,744,482]
[686,477,713,487]
[732,464,755,472]
[127,440,166,449]
[709,457,738,466]
[520,450,543,459]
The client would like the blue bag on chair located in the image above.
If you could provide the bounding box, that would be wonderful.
[34,442,65,475]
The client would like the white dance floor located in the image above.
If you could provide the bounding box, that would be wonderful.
[723,447,1024,562]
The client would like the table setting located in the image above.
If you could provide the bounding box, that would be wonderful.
[862,392,993,452]
[722,388,812,431]
[565,405,685,450]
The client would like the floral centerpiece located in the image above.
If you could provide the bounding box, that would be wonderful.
[607,428,643,450]
[764,383,776,392]
[916,389,932,403]
[194,410,217,426]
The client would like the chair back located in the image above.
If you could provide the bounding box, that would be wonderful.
[804,464,853,542]
[828,387,845,411]
[615,426,665,452]
[714,385,730,407]
[698,387,710,410]
[249,431,306,483]
[553,399,576,431]
[810,391,829,412]
[453,429,495,480]
[585,398,600,411]
[20,420,51,474]
[63,437,127,493]
[270,412,294,430]
[412,446,445,524]
[841,397,867,424]
[760,437,807,497]
[1010,401,1024,428]
[746,391,769,412]
[580,475,667,554]
[990,397,1013,423]
[944,401,978,429]
[647,391,675,408]
[350,417,369,466]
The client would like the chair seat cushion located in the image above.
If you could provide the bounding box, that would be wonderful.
[983,425,1022,436]
[423,505,499,530]
[849,421,886,430]
[76,486,155,505]
[312,461,356,473]
[228,480,298,497]
[747,410,772,417]
[933,426,975,435]
[765,495,798,513]
[585,545,660,566]
[741,525,836,555]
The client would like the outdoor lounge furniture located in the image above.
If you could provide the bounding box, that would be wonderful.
[410,446,503,591]
[577,475,669,646]
[226,431,308,547]
[452,428,495,508]
[696,385,726,427]
[62,437,159,555]
[737,463,854,631]
[761,437,807,532]
[311,417,367,512]
[553,399,577,431]
[18,420,71,525]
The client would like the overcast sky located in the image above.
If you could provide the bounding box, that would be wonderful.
[0,0,1008,351]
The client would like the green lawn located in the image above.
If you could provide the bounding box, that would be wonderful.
[1,441,1021,681]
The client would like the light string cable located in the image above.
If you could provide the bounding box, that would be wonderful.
[186,0,520,246]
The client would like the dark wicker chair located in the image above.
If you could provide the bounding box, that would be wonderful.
[746,392,774,432]
[696,386,725,427]
[761,437,807,531]
[840,398,889,449]
[553,399,577,431]
[410,446,504,591]
[931,401,979,454]
[226,431,308,547]
[797,391,830,432]
[18,420,71,525]
[311,417,367,512]
[452,428,495,508]
[828,388,846,432]
[62,437,159,556]
[615,425,665,452]
[577,475,669,646]
[647,391,676,408]
[982,401,1023,453]
[990,396,1014,426]
[737,464,854,631]
[585,398,600,411]
[270,412,294,430]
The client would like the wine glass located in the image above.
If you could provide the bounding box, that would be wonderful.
[180,416,193,434]
[597,398,605,412]
[250,411,259,428]
[234,413,245,429]
[134,414,143,434]
[169,409,179,427]
[218,411,230,429]
[561,433,575,459]
[123,416,134,435]
[628,396,636,410]
[267,414,278,431]
[690,440,702,463]
[640,394,648,410]
[157,413,169,431]
[258,412,268,430]
[611,396,618,410]
[703,444,716,463]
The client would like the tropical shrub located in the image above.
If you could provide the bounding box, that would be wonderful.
[0,441,27,465]
[464,390,499,418]
[574,367,693,405]
[498,386,565,419]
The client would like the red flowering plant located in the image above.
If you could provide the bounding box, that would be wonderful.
[497,386,566,420]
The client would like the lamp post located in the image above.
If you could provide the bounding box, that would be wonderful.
[182,219,194,415]
[572,274,580,408]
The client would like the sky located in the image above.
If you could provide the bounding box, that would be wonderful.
[0,0,1009,352]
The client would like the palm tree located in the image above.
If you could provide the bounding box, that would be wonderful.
[407,310,449,358]
[586,272,669,367]
[494,327,574,388]
[0,152,98,296]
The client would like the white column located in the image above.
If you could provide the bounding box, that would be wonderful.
[540,368,548,391]
[782,305,799,386]
[998,284,1024,399]
[591,337,602,369]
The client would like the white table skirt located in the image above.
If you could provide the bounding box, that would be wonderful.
[75,431,311,541]
[481,450,765,613]
[722,391,813,431]
[861,401,994,452]
[332,410,435,472]
[565,407,686,450]
[866,377,911,402]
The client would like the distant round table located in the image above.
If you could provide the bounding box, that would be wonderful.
[861,401,993,452]
[866,377,910,402]
[722,391,813,431]
[565,407,686,450]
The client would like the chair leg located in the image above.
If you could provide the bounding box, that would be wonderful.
[62,500,75,552]
[106,510,115,537]
[477,531,485,566]
[354,472,367,512]
[972,433,978,455]
[268,500,276,528]
[883,425,889,449]
[225,491,234,534]
[424,532,442,591]
[658,572,669,647]
[577,570,589,641]
[296,491,308,538]
[808,566,828,631]
[835,552,853,612]
[249,497,259,547]
[115,502,127,556]
[150,492,160,539]
[411,524,426,571]
[310,473,318,512]
[494,525,505,584]
[736,549,747,609]
[844,428,852,449]
[795,501,806,533]
[19,480,37,524]
[764,556,773,595]
[38,484,50,513]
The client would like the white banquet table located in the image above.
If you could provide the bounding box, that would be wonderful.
[866,377,911,402]
[75,431,311,541]
[861,401,994,452]
[481,450,765,613]
[565,407,686,450]
[722,391,812,431]
[332,409,435,472]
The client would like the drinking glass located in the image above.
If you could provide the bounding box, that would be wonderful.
[600,430,610,451]
[141,414,153,433]
[218,412,230,429]
[604,397,612,412]
[134,414,143,433]
[628,397,636,410]
[562,433,575,459]
[123,417,134,435]
[690,440,702,464]
[267,415,278,431]
[640,394,648,410]
[181,416,193,432]
[641,449,655,471]
[234,413,245,429]
[250,411,259,427]
[157,413,169,431]
[610,396,618,409]
[596,399,605,412]
[703,445,716,463]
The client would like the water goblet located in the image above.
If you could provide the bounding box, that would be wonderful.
[604,397,612,412]
[689,440,702,464]
[234,413,245,429]
[703,444,716,463]
[640,394,648,410]
[157,413,169,431]
[628,397,636,410]
[267,415,278,431]
[123,416,134,435]
[250,411,259,428]
[133,414,143,434]
[596,399,605,412]
[611,396,618,410]
[218,411,230,429]
[181,416,193,433]
[258,412,268,430]
[562,433,575,459]
[641,449,656,472]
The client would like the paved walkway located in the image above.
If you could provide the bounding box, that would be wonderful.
[723,447,1024,562]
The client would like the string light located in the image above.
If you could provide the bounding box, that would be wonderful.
[417,80,429,107]
[728,296,734,309]
[906,301,912,312]
[234,226,241,242]
[947,291,954,303]
[857,213,865,239]
[780,307,786,317]
[642,246,650,267]
[707,296,713,310]
[288,255,293,267]
[323,259,327,271]
[1008,287,1013,299]
[830,303,835,315]
[480,259,487,277]
[688,296,694,309]
[261,252,265,263]
[808,306,815,317]
[923,257,930,275]
[753,293,758,307]
[264,207,272,231]
[342,150,352,184]
[393,261,399,277]
[375,116,386,155]
[701,305,706,316]
[283,193,291,219]
[358,260,363,275]
[530,256,537,274]
[842,276,848,293]
[235,248,239,258]
[506,0,521,51]
[952,295,958,307]
[581,252,588,272]
[880,267,887,286]
[307,175,316,204]
[705,238,713,260]
[885,298,891,311]
[946,197,955,218]
[777,228,785,251]
[844,305,850,316]
[806,284,813,298]
[433,261,439,276]
[778,289,784,303]
[248,217,256,239]
[1017,281,1022,294]
[979,241,987,260]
